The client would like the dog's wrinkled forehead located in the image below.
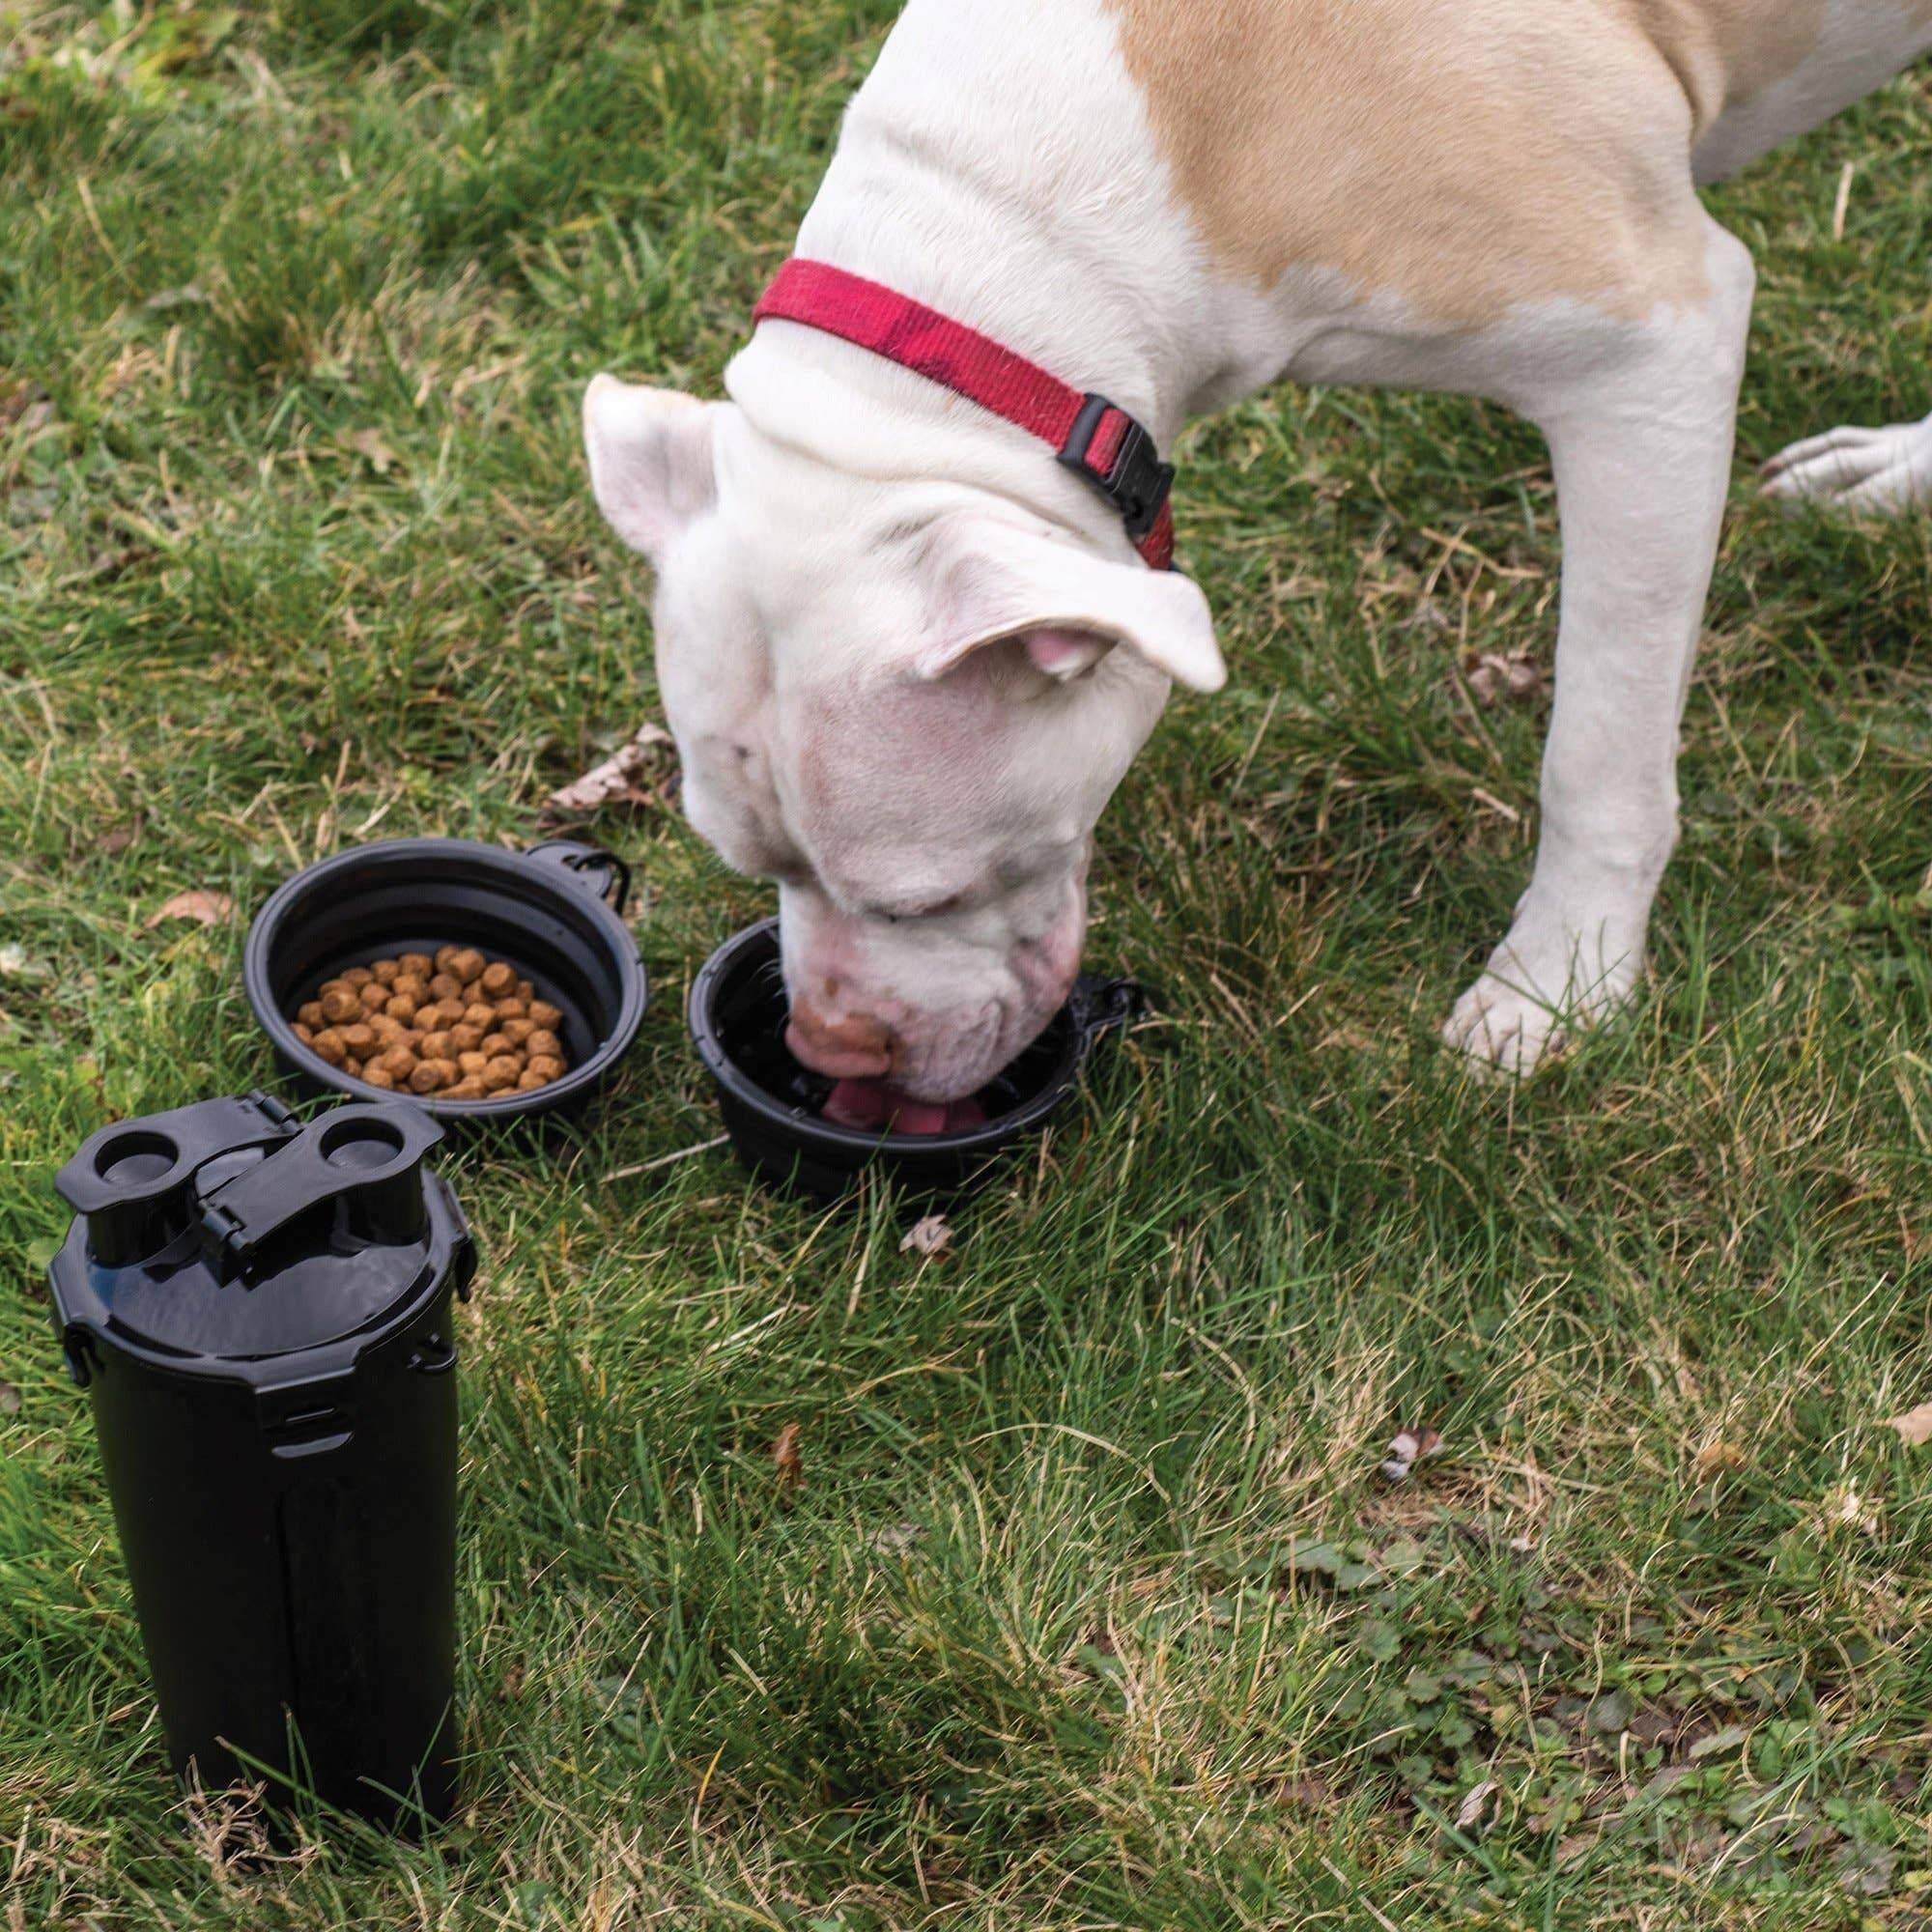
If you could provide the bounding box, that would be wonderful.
[783,642,1094,911]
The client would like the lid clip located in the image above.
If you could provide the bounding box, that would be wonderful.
[198,1103,444,1281]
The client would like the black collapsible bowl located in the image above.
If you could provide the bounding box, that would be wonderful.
[244,838,647,1123]
[688,918,1142,1202]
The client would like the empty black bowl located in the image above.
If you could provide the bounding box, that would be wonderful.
[688,918,1142,1201]
[244,838,647,1123]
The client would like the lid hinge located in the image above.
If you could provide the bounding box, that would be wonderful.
[198,1103,444,1281]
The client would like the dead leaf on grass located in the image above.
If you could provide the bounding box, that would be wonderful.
[543,724,676,817]
[0,1382,19,1416]
[0,380,49,431]
[146,890,235,929]
[1463,650,1547,707]
[0,943,51,980]
[1455,1778,1498,1833]
[1885,1401,1932,1447]
[772,1421,802,1490]
[1821,1484,1882,1535]
[899,1214,953,1259]
[1693,1439,1747,1480]
[1276,1774,1334,1810]
[1379,1424,1443,1483]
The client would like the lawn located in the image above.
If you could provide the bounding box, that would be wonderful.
[4,4,1932,1927]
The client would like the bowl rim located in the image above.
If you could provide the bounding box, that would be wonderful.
[243,837,648,1120]
[687,917,1091,1157]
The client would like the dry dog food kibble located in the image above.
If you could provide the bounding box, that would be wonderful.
[297,949,571,1100]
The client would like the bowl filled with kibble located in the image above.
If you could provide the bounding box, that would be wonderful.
[244,838,647,1122]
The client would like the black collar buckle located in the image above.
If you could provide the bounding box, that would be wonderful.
[1057,392,1175,546]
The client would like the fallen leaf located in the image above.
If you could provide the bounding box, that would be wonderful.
[0,380,48,430]
[144,283,210,311]
[1694,1439,1747,1480]
[1455,1778,1498,1833]
[867,1520,925,1555]
[145,890,235,929]
[341,427,399,474]
[1463,649,1547,707]
[0,943,51,980]
[0,1382,18,1416]
[1821,1484,1882,1535]
[1379,1424,1444,1483]
[772,1421,802,1489]
[1276,1774,1333,1810]
[899,1214,953,1259]
[543,724,676,817]
[1886,1401,1932,1447]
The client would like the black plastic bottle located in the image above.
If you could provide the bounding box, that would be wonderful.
[46,1092,475,1826]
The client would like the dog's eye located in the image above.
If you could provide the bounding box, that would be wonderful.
[867,892,963,923]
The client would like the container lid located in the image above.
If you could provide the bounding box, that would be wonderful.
[49,1092,469,1372]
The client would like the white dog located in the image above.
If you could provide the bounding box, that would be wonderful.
[585,0,1932,1101]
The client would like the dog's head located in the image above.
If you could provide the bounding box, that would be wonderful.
[583,374,1223,1102]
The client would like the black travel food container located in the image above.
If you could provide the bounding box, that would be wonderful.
[47,1093,475,1826]
[688,918,1145,1203]
[243,838,647,1125]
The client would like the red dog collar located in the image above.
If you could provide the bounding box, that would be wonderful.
[752,258,1176,571]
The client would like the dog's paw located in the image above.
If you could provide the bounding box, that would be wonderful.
[1441,919,1646,1079]
[1441,974,1569,1079]
[1761,416,1932,513]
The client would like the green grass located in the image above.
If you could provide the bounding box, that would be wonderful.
[4,4,1932,1926]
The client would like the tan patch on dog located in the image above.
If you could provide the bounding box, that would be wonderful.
[1109,0,1930,329]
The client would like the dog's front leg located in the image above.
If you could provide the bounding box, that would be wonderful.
[1445,222,1758,1075]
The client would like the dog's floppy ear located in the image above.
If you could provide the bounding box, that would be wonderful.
[914,518,1225,694]
[582,373,718,560]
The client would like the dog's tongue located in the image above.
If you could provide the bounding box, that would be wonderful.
[822,1078,987,1136]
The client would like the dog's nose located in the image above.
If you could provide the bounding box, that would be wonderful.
[785,999,895,1080]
